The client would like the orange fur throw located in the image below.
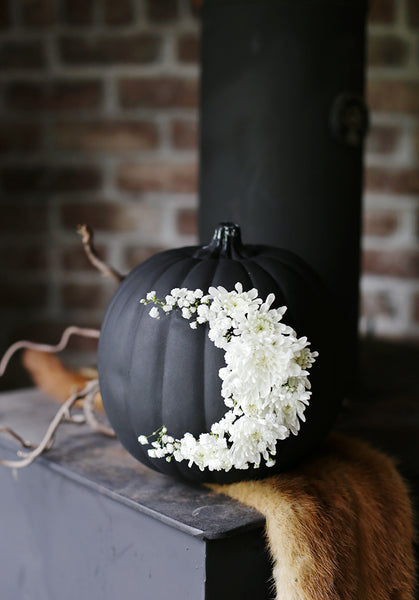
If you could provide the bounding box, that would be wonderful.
[22,351,415,599]
[209,434,416,600]
[22,349,102,410]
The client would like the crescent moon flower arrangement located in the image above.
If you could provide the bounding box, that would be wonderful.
[138,283,318,473]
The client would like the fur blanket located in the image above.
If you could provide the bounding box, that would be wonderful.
[23,350,416,600]
[210,433,416,600]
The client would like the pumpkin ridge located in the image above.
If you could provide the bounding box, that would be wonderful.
[238,257,284,305]
[158,257,207,478]
[168,256,223,482]
[124,262,185,471]
[113,266,176,470]
[104,252,192,470]
[250,257,305,330]
[139,255,200,471]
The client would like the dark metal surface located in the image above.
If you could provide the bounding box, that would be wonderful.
[0,389,273,599]
[0,446,207,600]
[199,0,367,390]
[0,389,265,540]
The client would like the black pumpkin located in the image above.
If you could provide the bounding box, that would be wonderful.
[98,223,340,483]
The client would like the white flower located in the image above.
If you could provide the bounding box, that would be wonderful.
[139,283,318,472]
[182,307,191,319]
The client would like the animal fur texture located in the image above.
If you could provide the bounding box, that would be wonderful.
[22,351,416,599]
[210,434,416,600]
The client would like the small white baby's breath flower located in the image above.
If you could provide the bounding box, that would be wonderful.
[139,282,317,472]
[182,307,191,319]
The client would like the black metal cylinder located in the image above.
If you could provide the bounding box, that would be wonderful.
[198,0,368,390]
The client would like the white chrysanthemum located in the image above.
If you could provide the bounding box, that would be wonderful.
[138,284,318,472]
[228,414,288,470]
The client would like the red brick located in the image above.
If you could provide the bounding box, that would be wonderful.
[21,0,57,27]
[171,119,198,149]
[1,165,102,193]
[123,245,166,270]
[368,35,409,68]
[0,0,10,28]
[60,201,154,233]
[60,201,162,237]
[117,162,198,193]
[103,0,134,25]
[177,208,197,235]
[365,167,419,195]
[363,211,399,237]
[60,243,108,271]
[61,0,94,24]
[407,0,419,28]
[6,80,103,111]
[0,243,48,271]
[366,124,400,154]
[368,0,395,24]
[53,120,158,152]
[0,40,46,69]
[361,291,396,318]
[367,80,419,114]
[0,281,48,308]
[118,77,198,109]
[146,0,178,22]
[177,34,200,63]
[0,203,48,232]
[61,283,105,310]
[59,34,160,65]
[362,249,419,279]
[0,122,41,153]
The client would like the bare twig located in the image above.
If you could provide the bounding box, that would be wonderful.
[0,380,98,469]
[0,326,100,378]
[77,224,125,283]
[83,381,115,438]
[0,427,34,449]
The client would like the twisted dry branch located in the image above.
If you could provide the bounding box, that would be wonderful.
[0,325,115,469]
[77,224,125,283]
[0,326,100,378]
[83,381,115,437]
[0,380,100,469]
[0,427,34,449]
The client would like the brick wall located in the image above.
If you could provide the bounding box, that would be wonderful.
[0,0,418,388]
[361,0,419,339]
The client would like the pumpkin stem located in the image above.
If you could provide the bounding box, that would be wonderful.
[194,222,247,259]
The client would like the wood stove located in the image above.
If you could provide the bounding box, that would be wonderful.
[199,0,368,391]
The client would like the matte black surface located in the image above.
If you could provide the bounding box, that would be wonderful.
[98,224,341,483]
[199,0,367,390]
